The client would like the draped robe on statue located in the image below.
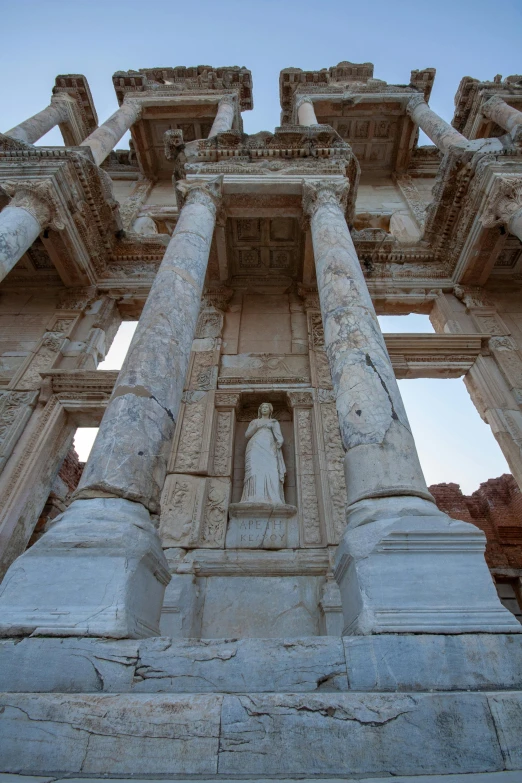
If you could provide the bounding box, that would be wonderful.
[241,417,286,504]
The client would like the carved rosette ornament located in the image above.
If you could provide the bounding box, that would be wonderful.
[1,180,65,231]
[175,175,223,216]
[481,176,522,232]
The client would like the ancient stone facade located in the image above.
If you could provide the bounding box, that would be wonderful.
[0,62,522,780]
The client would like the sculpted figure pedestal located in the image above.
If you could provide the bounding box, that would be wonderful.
[227,402,298,549]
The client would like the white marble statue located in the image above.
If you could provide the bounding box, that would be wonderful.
[240,402,286,504]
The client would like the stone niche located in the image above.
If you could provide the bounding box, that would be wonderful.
[227,391,298,549]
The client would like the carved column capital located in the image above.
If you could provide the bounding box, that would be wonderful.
[217,93,237,108]
[214,391,241,409]
[295,95,314,110]
[482,94,506,117]
[406,94,427,117]
[297,283,320,310]
[175,175,224,215]
[1,180,65,230]
[481,175,522,228]
[453,285,494,309]
[122,97,143,119]
[287,390,314,408]
[201,285,233,312]
[302,179,350,219]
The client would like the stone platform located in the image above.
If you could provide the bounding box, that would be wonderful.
[1,635,522,778]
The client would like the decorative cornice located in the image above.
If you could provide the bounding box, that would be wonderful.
[481,175,522,228]
[0,180,65,230]
[302,179,350,218]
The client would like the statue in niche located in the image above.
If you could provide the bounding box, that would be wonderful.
[240,402,286,504]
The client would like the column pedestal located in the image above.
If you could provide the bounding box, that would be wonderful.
[303,178,521,635]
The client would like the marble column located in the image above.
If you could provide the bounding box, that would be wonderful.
[482,95,522,139]
[297,97,318,127]
[0,177,223,639]
[482,175,522,243]
[302,178,520,635]
[0,183,61,282]
[5,97,69,145]
[208,95,236,137]
[80,100,141,166]
[407,95,468,152]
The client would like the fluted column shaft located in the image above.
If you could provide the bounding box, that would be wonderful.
[297,97,318,126]
[80,100,141,166]
[76,177,223,512]
[208,95,236,137]
[5,98,69,144]
[303,179,433,511]
[0,184,61,282]
[482,95,522,136]
[407,95,467,152]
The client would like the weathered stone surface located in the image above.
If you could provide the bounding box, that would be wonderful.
[199,576,324,638]
[0,693,222,775]
[487,692,522,770]
[0,637,138,693]
[218,692,504,776]
[2,635,522,695]
[343,634,522,691]
[134,637,347,692]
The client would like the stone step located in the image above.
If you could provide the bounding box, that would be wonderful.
[1,634,522,694]
[1,774,522,783]
[1,691,521,778]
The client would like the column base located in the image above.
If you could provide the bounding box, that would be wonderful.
[0,497,170,639]
[334,501,521,635]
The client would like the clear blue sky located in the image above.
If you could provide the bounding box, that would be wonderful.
[2,0,518,493]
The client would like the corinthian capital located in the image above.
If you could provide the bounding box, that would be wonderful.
[407,94,427,116]
[1,180,65,230]
[302,179,350,218]
[218,94,237,107]
[481,175,522,228]
[295,95,314,110]
[175,175,224,214]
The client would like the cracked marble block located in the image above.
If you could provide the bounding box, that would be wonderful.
[303,179,521,635]
[0,178,223,638]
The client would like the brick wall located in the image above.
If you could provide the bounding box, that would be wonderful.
[430,474,522,570]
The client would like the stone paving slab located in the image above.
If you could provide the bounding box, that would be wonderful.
[1,773,522,782]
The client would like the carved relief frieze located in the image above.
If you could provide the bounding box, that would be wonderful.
[172,391,213,473]
[188,350,218,391]
[294,406,322,546]
[320,402,347,542]
[196,308,224,339]
[0,390,39,474]
[159,472,230,549]
[13,315,78,390]
[212,410,234,476]
[219,353,310,386]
